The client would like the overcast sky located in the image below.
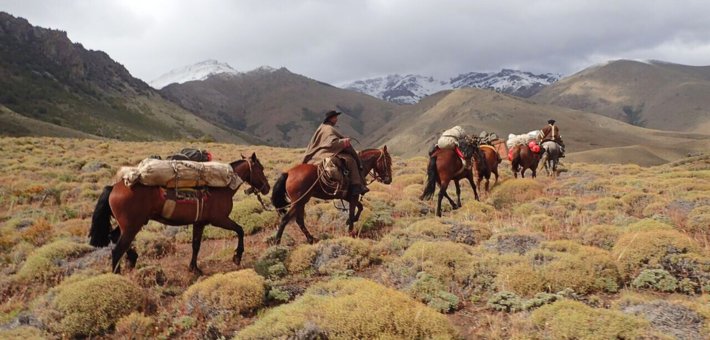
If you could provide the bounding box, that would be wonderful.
[2,0,710,85]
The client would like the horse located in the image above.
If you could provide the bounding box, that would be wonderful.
[539,141,561,177]
[421,148,480,217]
[271,146,393,245]
[511,144,540,178]
[89,153,270,275]
[474,145,500,194]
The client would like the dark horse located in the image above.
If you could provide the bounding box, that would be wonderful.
[474,145,500,194]
[421,148,480,217]
[511,144,541,178]
[271,146,393,244]
[89,153,270,274]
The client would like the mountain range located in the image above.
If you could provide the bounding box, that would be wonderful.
[2,11,709,166]
[342,70,561,104]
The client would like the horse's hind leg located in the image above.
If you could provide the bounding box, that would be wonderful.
[111,228,139,274]
[189,222,207,275]
[212,218,245,266]
[348,198,358,237]
[295,204,316,244]
[466,172,479,202]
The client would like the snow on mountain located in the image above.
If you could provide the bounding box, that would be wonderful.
[343,69,561,104]
[149,60,239,89]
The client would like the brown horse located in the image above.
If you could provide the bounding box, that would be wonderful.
[421,148,480,217]
[474,145,500,193]
[271,147,392,244]
[89,153,270,274]
[511,144,541,178]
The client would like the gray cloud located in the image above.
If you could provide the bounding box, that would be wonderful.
[3,0,710,85]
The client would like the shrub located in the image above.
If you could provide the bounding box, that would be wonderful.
[35,274,145,338]
[594,197,626,211]
[616,298,710,340]
[393,199,424,217]
[286,244,317,274]
[495,263,545,297]
[579,224,622,250]
[687,214,710,234]
[133,231,175,259]
[612,230,699,280]
[522,292,563,311]
[405,272,459,313]
[115,312,156,340]
[525,214,561,233]
[312,237,375,275]
[230,199,280,234]
[254,246,289,279]
[487,291,523,312]
[0,327,46,340]
[453,200,496,222]
[393,241,473,287]
[531,300,654,340]
[632,269,678,292]
[625,219,674,233]
[20,219,54,246]
[621,193,663,216]
[492,231,543,255]
[15,239,93,282]
[234,278,459,340]
[490,179,543,209]
[183,269,265,317]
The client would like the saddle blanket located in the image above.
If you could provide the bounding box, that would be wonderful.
[159,187,209,220]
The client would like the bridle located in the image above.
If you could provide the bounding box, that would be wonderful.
[238,158,271,209]
[367,149,391,184]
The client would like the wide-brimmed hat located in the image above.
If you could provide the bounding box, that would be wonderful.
[324,110,342,122]
[548,119,556,124]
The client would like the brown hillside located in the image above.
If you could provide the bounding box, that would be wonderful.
[160,69,399,148]
[0,12,245,143]
[533,60,710,132]
[369,87,710,162]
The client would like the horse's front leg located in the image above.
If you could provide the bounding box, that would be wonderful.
[353,201,363,222]
[212,218,245,266]
[348,198,358,237]
[295,204,316,244]
[454,180,462,208]
[189,222,207,275]
[467,172,480,201]
[437,182,451,217]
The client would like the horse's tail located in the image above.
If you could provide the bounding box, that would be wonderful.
[272,173,290,214]
[89,185,114,247]
[420,156,439,200]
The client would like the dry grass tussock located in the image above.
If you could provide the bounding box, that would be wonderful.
[1,137,710,339]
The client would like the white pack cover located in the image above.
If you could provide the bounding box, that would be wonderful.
[117,159,242,189]
[437,126,467,150]
[506,131,542,149]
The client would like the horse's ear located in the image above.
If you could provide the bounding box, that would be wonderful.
[382,145,387,152]
[240,154,246,160]
[251,152,257,162]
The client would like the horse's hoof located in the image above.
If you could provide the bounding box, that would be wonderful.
[189,266,203,276]
[307,237,319,244]
[233,254,242,267]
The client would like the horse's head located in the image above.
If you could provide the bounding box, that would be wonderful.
[373,145,393,185]
[232,153,270,195]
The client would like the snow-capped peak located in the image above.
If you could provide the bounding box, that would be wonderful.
[149,60,239,89]
[343,69,561,104]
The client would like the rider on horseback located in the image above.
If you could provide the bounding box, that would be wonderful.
[301,110,369,197]
[541,119,566,158]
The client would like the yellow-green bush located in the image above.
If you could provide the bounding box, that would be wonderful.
[0,327,46,340]
[495,263,545,297]
[183,269,265,317]
[612,230,699,280]
[115,312,156,340]
[625,219,674,232]
[390,241,473,286]
[490,179,543,209]
[621,193,663,216]
[133,231,175,259]
[531,300,657,340]
[235,278,459,340]
[230,199,280,234]
[286,244,318,274]
[524,214,561,233]
[593,197,626,211]
[453,200,496,222]
[538,245,621,294]
[393,199,423,217]
[312,237,375,275]
[34,274,145,338]
[15,239,93,282]
[579,224,622,250]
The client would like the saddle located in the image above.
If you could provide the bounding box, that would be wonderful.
[159,187,209,221]
[319,156,349,197]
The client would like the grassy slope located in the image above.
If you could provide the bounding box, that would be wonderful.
[370,87,710,164]
[533,60,710,132]
[1,137,710,339]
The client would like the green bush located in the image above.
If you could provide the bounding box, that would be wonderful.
[230,199,280,234]
[625,219,674,233]
[490,179,543,209]
[612,230,699,280]
[183,269,265,317]
[579,224,622,250]
[254,246,289,279]
[487,291,523,312]
[286,244,317,274]
[312,237,375,275]
[235,278,459,340]
[133,231,175,259]
[35,274,145,338]
[405,272,459,313]
[632,269,678,292]
[115,312,156,340]
[0,327,46,340]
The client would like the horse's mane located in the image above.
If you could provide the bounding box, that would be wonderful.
[229,159,248,168]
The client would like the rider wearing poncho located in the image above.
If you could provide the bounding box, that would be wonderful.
[541,119,566,157]
[301,110,369,197]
